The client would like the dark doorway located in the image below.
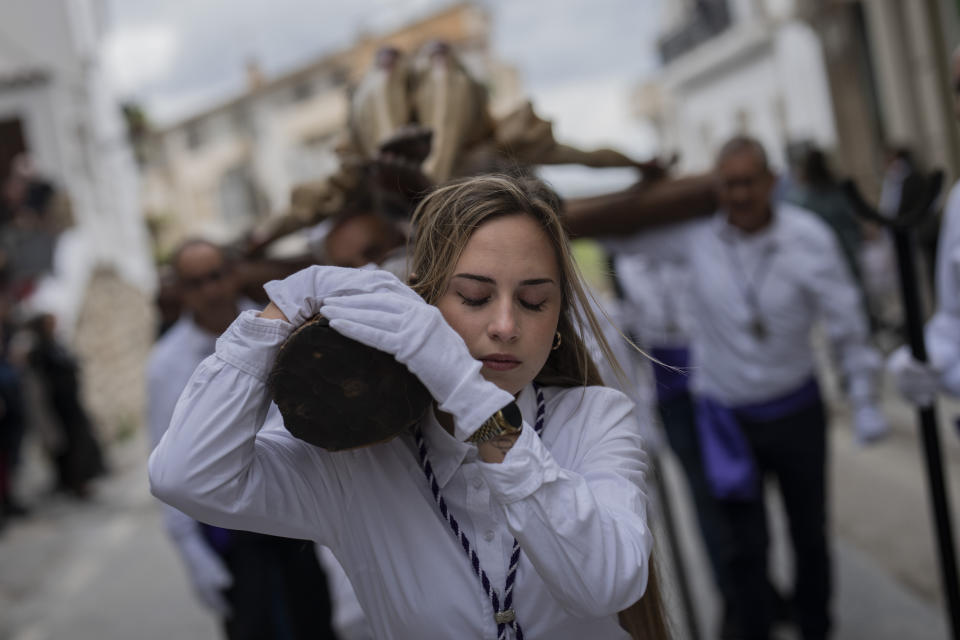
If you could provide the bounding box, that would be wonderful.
[0,118,27,180]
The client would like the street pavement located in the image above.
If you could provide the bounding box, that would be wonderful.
[0,433,219,640]
[658,411,951,639]
[1,383,958,640]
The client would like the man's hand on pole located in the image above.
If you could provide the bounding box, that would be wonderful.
[887,345,940,407]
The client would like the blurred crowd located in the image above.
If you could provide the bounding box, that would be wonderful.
[0,154,106,532]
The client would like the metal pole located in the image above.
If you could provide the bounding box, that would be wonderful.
[891,229,960,640]
[845,175,960,639]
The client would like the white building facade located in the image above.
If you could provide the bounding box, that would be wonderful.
[0,0,154,329]
[638,0,835,173]
[638,0,960,188]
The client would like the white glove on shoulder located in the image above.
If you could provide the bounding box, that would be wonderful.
[263,265,419,328]
[886,345,940,407]
[852,403,890,445]
[319,290,515,440]
[178,533,233,618]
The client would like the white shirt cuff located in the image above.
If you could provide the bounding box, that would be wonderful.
[477,423,560,504]
[215,310,295,381]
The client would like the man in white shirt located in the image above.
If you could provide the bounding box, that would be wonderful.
[605,136,887,639]
[146,239,338,640]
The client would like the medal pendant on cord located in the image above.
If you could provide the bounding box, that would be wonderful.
[665,319,680,338]
[724,237,777,345]
[495,610,516,624]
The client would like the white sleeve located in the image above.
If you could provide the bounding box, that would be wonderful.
[807,228,881,405]
[149,310,344,545]
[147,351,222,569]
[928,184,960,393]
[477,389,651,617]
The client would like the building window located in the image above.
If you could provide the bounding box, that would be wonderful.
[699,121,714,151]
[219,163,261,228]
[292,82,313,103]
[231,107,251,134]
[735,108,751,133]
[288,132,339,183]
[773,95,788,140]
[330,67,349,86]
[658,0,732,64]
[186,123,204,150]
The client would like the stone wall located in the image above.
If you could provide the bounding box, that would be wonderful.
[72,267,155,441]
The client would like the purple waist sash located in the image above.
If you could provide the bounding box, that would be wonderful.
[650,346,691,404]
[200,523,232,554]
[695,378,822,501]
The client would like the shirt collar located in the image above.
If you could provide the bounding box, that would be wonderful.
[421,384,539,489]
[714,204,781,251]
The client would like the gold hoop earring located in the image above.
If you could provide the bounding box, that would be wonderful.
[551,331,562,351]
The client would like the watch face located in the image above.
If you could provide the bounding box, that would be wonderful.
[501,401,523,429]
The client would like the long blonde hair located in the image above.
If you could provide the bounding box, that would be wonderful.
[408,173,670,640]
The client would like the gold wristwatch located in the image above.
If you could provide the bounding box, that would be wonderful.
[466,401,523,444]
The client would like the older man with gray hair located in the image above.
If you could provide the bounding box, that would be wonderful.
[604,135,888,639]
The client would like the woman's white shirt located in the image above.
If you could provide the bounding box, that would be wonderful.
[149,310,650,640]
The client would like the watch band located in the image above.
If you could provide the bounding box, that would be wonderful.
[467,401,522,444]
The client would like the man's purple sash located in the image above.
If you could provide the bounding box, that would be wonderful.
[201,523,232,554]
[696,378,822,501]
[650,346,691,404]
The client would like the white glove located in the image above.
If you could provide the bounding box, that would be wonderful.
[319,290,516,441]
[179,534,233,617]
[886,345,940,407]
[853,403,890,445]
[263,265,419,328]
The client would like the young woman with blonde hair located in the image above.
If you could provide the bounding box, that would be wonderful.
[150,173,667,639]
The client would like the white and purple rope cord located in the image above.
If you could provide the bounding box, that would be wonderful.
[415,383,545,640]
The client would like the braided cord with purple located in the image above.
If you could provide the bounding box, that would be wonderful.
[415,383,545,640]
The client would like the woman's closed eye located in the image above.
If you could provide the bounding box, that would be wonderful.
[520,298,547,312]
[457,291,548,312]
[457,292,490,307]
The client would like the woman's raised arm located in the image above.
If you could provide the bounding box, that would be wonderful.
[150,265,417,544]
[148,310,342,543]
